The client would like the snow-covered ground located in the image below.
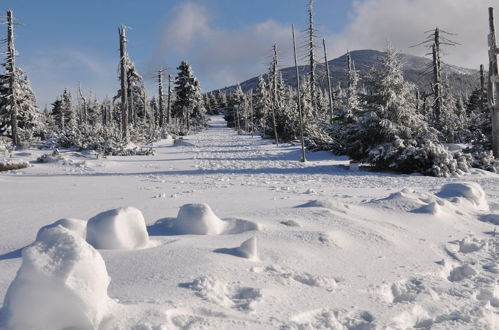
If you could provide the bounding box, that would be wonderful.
[0,116,498,329]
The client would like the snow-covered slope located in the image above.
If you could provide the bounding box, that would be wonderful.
[0,116,497,329]
[219,49,479,97]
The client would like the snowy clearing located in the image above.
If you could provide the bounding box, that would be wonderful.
[0,116,498,329]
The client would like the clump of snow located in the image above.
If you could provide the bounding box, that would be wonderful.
[0,226,112,330]
[448,264,477,282]
[173,203,226,235]
[180,276,262,311]
[281,219,302,227]
[413,201,442,215]
[86,207,149,249]
[236,237,258,261]
[436,182,489,211]
[214,236,259,260]
[458,236,485,253]
[36,218,87,240]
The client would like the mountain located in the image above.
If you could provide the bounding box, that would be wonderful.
[216,49,480,98]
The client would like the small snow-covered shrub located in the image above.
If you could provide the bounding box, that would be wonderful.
[54,125,155,156]
[367,138,470,177]
[0,159,30,171]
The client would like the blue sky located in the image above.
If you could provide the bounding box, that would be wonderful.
[0,0,495,107]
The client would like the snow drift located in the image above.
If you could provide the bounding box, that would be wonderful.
[174,203,226,235]
[86,207,149,249]
[0,226,112,330]
[436,182,488,212]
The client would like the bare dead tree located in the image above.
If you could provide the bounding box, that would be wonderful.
[488,7,499,157]
[78,83,87,124]
[293,24,306,162]
[6,10,19,146]
[270,44,280,147]
[119,25,129,141]
[157,69,165,129]
[412,27,458,128]
[322,39,334,124]
[167,74,172,125]
[307,0,317,112]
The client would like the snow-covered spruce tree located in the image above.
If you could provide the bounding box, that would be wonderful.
[344,46,469,177]
[0,10,40,145]
[0,71,40,143]
[50,89,76,130]
[224,84,245,130]
[253,75,272,137]
[171,61,207,134]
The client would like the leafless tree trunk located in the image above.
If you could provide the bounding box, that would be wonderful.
[307,0,316,113]
[432,30,442,126]
[271,44,280,147]
[167,74,172,125]
[480,64,485,112]
[488,7,499,157]
[78,84,87,124]
[157,69,165,129]
[6,10,19,146]
[119,25,129,141]
[323,39,334,124]
[293,24,306,163]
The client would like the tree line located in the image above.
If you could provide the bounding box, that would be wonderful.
[217,2,499,177]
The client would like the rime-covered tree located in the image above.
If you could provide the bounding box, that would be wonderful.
[0,10,39,145]
[253,75,272,136]
[172,61,207,132]
[341,46,467,176]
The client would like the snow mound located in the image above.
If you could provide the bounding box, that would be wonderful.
[0,226,112,330]
[86,207,149,249]
[174,203,226,235]
[236,237,258,260]
[36,218,87,240]
[436,182,489,211]
[369,188,429,212]
[215,237,259,261]
[300,200,350,213]
[458,236,485,253]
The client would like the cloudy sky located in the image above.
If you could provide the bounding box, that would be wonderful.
[1,0,496,107]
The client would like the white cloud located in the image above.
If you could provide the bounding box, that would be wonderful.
[154,0,495,92]
[152,2,293,91]
[325,0,496,70]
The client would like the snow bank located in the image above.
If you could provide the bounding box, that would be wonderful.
[174,203,226,235]
[86,207,149,249]
[36,218,87,240]
[436,182,489,211]
[0,226,112,330]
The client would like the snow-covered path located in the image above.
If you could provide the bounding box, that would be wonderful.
[0,116,498,329]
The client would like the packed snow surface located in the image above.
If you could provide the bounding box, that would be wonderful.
[0,226,112,330]
[86,207,149,249]
[0,116,498,329]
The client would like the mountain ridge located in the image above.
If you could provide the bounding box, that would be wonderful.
[214,49,480,98]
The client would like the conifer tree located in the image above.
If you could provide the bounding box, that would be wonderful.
[172,61,206,133]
